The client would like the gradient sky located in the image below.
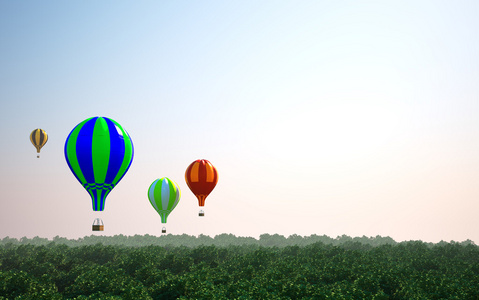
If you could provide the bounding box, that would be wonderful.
[1,1,478,243]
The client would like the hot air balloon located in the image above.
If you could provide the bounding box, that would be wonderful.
[64,116,134,231]
[148,177,181,234]
[185,159,218,216]
[30,129,48,158]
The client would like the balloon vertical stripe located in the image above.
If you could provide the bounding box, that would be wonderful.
[205,163,216,182]
[91,118,110,183]
[148,180,160,211]
[160,179,170,211]
[76,118,96,183]
[38,130,46,146]
[104,119,125,183]
[190,163,200,182]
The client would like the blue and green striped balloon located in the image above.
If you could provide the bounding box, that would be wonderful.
[64,117,134,211]
[148,177,181,223]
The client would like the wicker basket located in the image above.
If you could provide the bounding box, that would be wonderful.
[92,225,104,231]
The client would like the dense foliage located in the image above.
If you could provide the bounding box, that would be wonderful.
[0,235,478,299]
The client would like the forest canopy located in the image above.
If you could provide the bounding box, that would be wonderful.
[1,234,478,299]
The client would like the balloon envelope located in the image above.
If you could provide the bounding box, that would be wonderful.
[185,159,218,207]
[148,177,181,223]
[30,129,48,157]
[64,117,134,211]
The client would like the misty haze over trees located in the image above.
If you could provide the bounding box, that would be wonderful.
[2,233,404,248]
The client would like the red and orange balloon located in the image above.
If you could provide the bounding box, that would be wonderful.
[185,159,218,216]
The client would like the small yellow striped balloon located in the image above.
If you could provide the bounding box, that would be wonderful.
[30,129,48,158]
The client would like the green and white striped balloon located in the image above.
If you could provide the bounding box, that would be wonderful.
[148,177,181,223]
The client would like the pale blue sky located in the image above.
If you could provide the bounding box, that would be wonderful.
[1,1,478,243]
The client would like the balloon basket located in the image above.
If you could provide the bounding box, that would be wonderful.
[92,225,104,231]
[92,218,104,231]
[162,227,166,233]
[199,210,205,217]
